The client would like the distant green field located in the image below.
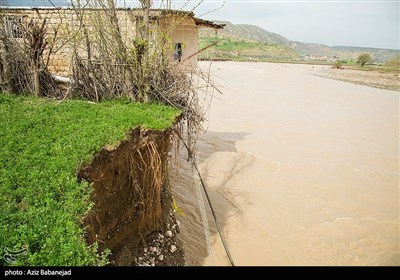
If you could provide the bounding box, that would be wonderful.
[199,36,299,61]
[0,93,180,266]
[200,37,262,51]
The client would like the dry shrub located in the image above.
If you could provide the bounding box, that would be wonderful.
[0,29,31,93]
[331,60,343,69]
[0,12,62,97]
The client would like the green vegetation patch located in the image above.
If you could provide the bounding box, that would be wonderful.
[0,93,180,266]
[199,36,299,61]
[200,37,260,51]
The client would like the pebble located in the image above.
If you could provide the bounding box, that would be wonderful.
[149,247,157,252]
[158,255,164,261]
[165,230,173,237]
[170,245,177,253]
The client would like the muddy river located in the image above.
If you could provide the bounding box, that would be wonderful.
[171,61,399,266]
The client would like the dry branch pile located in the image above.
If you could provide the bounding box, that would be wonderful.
[0,14,61,97]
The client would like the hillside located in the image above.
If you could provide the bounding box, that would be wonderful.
[199,21,400,62]
[212,21,292,46]
[198,22,298,61]
[198,35,299,61]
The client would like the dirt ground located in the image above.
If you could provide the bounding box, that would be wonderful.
[304,65,400,91]
[79,128,185,266]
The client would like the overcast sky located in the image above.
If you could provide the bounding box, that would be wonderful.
[2,0,399,49]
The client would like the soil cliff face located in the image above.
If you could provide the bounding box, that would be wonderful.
[78,126,185,266]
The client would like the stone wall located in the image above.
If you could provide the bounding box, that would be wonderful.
[2,8,199,77]
[3,8,79,77]
[3,8,140,77]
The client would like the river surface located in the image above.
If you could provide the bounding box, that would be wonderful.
[171,61,399,266]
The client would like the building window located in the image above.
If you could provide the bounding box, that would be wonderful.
[3,16,24,39]
[174,43,182,62]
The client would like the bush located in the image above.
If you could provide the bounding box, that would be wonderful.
[383,55,400,70]
[331,60,343,69]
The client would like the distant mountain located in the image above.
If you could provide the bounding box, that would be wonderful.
[198,22,298,61]
[200,21,400,62]
[214,21,292,46]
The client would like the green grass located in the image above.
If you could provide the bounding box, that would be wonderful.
[0,93,180,266]
[199,36,298,61]
[200,37,261,51]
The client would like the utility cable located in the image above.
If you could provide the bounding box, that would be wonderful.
[174,130,235,266]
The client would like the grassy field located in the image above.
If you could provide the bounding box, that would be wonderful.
[0,93,180,266]
[198,36,299,61]
[334,59,400,73]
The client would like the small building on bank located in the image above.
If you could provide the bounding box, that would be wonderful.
[1,7,224,76]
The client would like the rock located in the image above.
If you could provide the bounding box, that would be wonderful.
[144,248,148,253]
[158,255,164,261]
[165,230,173,237]
[176,220,181,229]
[149,246,157,252]
[170,245,177,253]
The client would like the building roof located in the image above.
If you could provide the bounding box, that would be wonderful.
[1,6,225,29]
[193,17,225,29]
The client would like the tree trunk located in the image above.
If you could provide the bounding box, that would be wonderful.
[34,69,42,97]
[143,1,150,42]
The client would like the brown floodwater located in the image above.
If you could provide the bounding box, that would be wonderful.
[171,62,399,266]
